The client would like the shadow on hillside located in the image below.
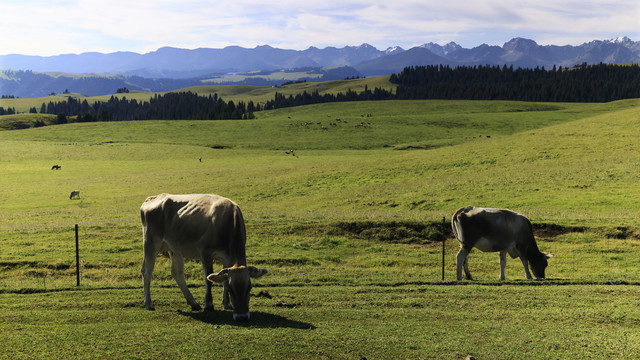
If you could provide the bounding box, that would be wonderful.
[178,309,316,329]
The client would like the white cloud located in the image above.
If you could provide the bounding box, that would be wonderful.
[0,0,638,56]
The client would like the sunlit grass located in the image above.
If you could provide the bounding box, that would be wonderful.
[0,98,639,358]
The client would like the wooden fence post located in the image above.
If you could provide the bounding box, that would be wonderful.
[75,224,80,287]
[442,216,446,281]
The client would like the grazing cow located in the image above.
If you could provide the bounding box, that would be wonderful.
[452,206,552,280]
[140,193,267,321]
[69,190,80,199]
[51,165,61,170]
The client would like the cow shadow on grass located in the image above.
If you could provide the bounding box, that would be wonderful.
[178,310,316,329]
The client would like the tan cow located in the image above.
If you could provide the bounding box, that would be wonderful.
[452,206,552,280]
[140,193,267,321]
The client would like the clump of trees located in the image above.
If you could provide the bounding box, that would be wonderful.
[0,106,16,115]
[40,92,258,122]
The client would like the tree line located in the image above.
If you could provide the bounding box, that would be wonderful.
[262,85,393,110]
[38,87,394,122]
[390,63,640,102]
[24,63,640,124]
[41,92,259,122]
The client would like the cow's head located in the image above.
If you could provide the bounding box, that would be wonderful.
[530,252,553,279]
[207,265,268,321]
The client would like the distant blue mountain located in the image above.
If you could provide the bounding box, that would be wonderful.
[356,37,640,76]
[0,44,385,77]
[0,37,637,97]
[0,66,364,98]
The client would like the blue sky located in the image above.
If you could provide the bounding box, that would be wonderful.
[1,0,638,56]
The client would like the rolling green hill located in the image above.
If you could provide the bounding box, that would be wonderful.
[2,98,638,226]
[1,97,639,359]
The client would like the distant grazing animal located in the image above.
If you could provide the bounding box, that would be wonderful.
[285,149,299,158]
[140,193,268,321]
[451,206,552,280]
[69,190,80,199]
[51,165,61,170]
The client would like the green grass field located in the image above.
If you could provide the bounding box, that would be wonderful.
[0,95,639,359]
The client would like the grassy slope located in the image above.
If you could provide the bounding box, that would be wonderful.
[1,98,640,358]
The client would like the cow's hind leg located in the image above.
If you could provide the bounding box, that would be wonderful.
[456,249,473,280]
[170,253,201,311]
[141,239,158,310]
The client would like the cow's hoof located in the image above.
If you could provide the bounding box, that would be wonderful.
[204,305,215,312]
[190,304,202,311]
[233,312,250,322]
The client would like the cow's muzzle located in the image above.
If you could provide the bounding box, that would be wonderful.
[233,312,250,322]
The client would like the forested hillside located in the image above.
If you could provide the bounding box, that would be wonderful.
[2,63,637,126]
[391,63,640,102]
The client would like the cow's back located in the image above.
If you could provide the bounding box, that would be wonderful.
[452,206,532,251]
[140,194,245,260]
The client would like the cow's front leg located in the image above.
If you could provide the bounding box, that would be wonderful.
[201,255,214,311]
[222,282,232,310]
[499,251,507,280]
[519,256,533,279]
[170,253,201,311]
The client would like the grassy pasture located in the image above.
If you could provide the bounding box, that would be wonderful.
[0,98,640,358]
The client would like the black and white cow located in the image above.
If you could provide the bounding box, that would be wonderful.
[452,206,552,280]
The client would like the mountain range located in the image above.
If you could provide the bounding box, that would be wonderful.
[1,37,638,98]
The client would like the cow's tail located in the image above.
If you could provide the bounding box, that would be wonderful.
[451,206,472,242]
[230,204,248,265]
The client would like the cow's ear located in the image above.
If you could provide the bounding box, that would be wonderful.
[207,270,229,283]
[248,266,268,278]
[543,252,553,259]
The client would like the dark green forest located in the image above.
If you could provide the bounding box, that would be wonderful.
[40,92,258,122]
[391,63,640,102]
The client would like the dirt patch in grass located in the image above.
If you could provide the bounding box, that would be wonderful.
[531,223,586,238]
[331,220,448,245]
[531,223,640,240]
[597,226,640,240]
